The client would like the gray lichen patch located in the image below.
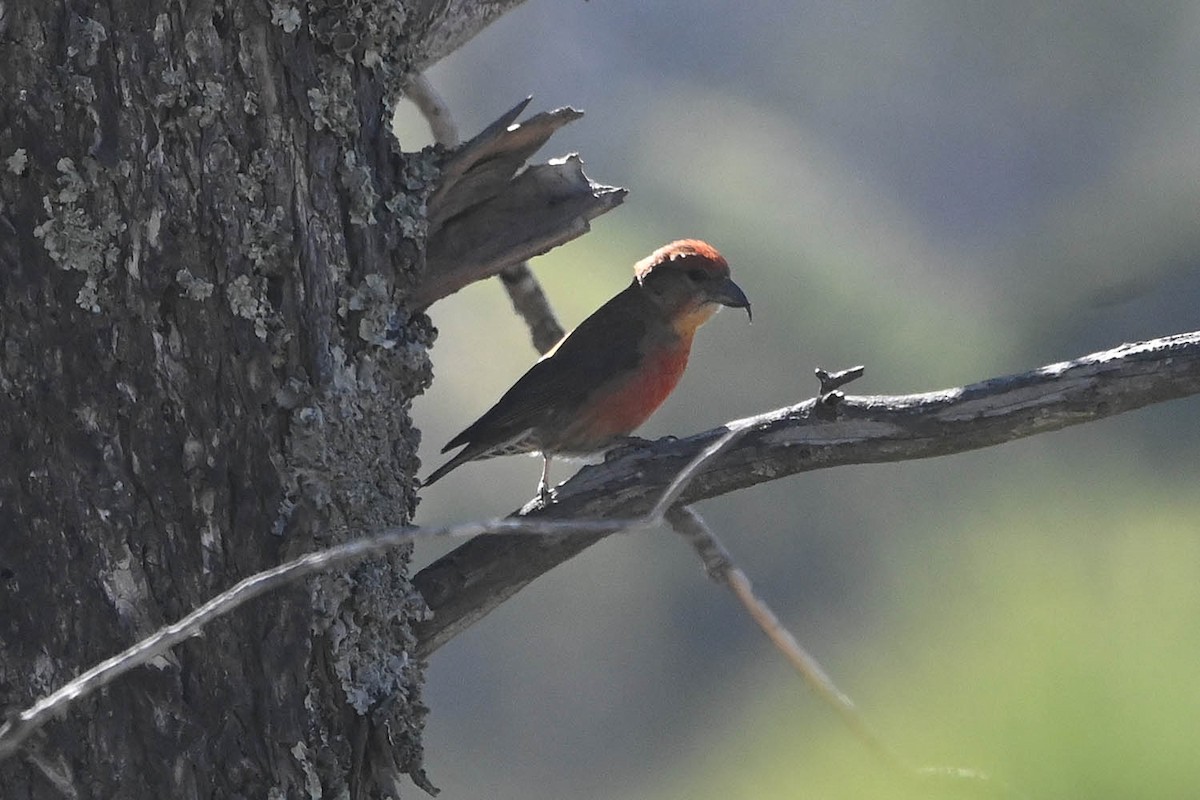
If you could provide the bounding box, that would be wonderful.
[306,64,356,137]
[67,74,97,105]
[285,301,433,722]
[226,274,272,341]
[6,148,28,175]
[66,13,108,69]
[270,1,303,35]
[286,326,432,524]
[385,152,439,248]
[153,65,191,110]
[97,542,155,633]
[343,272,389,315]
[196,80,227,128]
[341,273,399,348]
[312,556,428,715]
[245,205,290,270]
[176,268,215,301]
[385,190,426,242]
[32,157,124,313]
[339,150,380,226]
[314,558,427,722]
[339,270,437,378]
[289,740,324,799]
[306,0,412,118]
[231,149,293,274]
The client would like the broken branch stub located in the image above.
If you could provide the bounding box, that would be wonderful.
[413,102,627,309]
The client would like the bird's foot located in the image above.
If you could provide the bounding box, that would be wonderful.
[536,480,558,507]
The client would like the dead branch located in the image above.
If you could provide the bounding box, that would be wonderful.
[405,82,565,349]
[665,506,1012,794]
[405,73,460,145]
[499,264,565,353]
[413,100,627,308]
[413,331,1200,656]
[666,506,906,769]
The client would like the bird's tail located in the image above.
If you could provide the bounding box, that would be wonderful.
[421,449,474,488]
[421,430,535,489]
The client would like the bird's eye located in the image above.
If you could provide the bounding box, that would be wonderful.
[687,268,708,282]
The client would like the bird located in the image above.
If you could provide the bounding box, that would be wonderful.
[422,239,751,501]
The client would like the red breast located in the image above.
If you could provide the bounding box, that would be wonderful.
[552,333,694,449]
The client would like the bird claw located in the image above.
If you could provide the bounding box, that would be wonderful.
[537,482,558,507]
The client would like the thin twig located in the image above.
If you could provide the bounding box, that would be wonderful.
[405,73,459,147]
[0,518,615,760]
[814,365,865,395]
[406,75,564,351]
[499,265,565,353]
[0,415,742,761]
[667,506,1014,796]
[814,364,865,416]
[647,425,748,520]
[666,506,908,773]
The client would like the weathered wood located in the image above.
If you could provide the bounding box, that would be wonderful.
[413,103,627,308]
[405,85,567,352]
[413,332,1200,656]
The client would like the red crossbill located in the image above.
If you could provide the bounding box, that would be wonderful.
[423,239,751,499]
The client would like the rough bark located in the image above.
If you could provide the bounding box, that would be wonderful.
[0,0,530,796]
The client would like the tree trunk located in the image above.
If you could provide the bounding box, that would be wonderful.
[0,1,521,795]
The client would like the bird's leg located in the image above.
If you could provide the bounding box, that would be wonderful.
[537,455,555,505]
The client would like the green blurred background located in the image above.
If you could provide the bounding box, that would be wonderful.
[398,2,1200,797]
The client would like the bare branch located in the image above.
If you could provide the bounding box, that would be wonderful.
[414,331,1200,655]
[666,507,908,771]
[419,155,625,308]
[0,417,740,762]
[648,427,747,520]
[414,101,627,308]
[499,265,565,353]
[405,73,459,146]
[671,506,1016,794]
[405,80,565,350]
[0,517,613,761]
[815,364,865,395]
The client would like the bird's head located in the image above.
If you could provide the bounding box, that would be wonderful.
[634,239,752,335]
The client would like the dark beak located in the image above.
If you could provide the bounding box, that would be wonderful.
[709,276,752,322]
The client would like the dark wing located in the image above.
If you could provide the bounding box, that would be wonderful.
[443,283,651,454]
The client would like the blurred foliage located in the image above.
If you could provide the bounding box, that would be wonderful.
[401,2,1200,798]
[646,482,1200,800]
